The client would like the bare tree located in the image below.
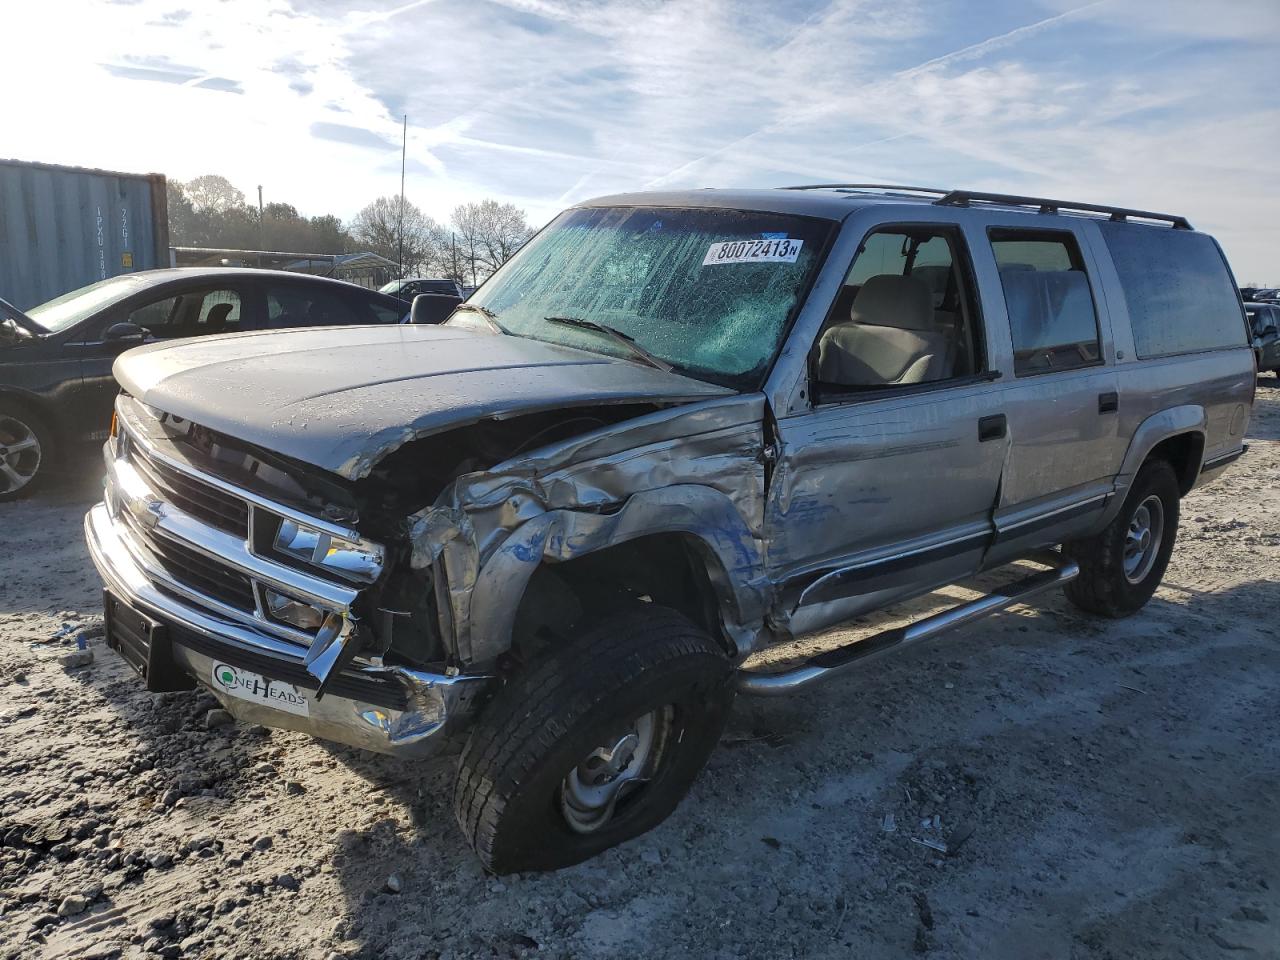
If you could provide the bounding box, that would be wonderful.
[350,196,443,277]
[451,200,533,285]
[183,175,247,213]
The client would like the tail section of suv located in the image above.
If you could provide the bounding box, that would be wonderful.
[85,185,1252,872]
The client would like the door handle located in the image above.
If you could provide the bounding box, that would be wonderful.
[978,414,1006,442]
[1098,391,1119,414]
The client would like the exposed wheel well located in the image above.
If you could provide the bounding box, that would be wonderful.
[510,534,732,660]
[1145,432,1204,495]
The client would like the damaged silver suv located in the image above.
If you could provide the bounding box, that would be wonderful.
[85,185,1253,872]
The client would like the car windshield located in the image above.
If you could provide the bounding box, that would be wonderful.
[26,275,151,333]
[377,280,402,294]
[461,205,833,388]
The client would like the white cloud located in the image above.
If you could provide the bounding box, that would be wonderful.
[4,0,1278,278]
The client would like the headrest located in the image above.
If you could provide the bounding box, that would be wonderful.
[850,274,935,331]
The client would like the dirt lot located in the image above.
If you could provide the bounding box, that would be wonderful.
[1,384,1277,960]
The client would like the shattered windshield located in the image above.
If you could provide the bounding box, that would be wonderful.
[463,205,834,388]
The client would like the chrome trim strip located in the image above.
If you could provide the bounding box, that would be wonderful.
[997,492,1109,533]
[1202,446,1245,469]
[115,395,362,542]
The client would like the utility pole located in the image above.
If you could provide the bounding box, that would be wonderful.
[257,185,264,264]
[397,114,407,280]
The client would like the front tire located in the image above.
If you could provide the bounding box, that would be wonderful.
[1064,459,1180,617]
[0,402,55,502]
[453,605,734,874]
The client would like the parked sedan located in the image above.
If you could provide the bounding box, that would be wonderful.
[0,268,408,500]
[1246,302,1280,376]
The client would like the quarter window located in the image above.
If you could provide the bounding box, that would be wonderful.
[1097,222,1246,358]
[990,230,1100,375]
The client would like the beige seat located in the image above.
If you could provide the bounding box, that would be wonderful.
[818,274,953,386]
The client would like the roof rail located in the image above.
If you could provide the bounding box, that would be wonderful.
[933,190,1192,229]
[780,183,950,195]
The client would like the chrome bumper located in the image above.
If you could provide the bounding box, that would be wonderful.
[86,502,488,758]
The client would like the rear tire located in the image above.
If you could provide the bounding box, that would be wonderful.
[1063,459,1180,617]
[0,401,55,502]
[453,605,734,874]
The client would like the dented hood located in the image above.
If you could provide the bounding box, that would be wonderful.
[113,324,733,480]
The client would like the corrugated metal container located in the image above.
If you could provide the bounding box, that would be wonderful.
[0,159,170,310]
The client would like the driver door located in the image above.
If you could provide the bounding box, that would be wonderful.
[764,222,1008,636]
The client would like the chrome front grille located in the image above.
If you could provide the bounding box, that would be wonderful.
[106,398,368,648]
[126,445,249,536]
[127,516,258,610]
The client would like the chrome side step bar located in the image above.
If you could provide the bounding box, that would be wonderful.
[737,550,1079,696]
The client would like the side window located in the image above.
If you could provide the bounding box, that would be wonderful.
[990,230,1100,376]
[127,289,240,339]
[815,225,983,395]
[1097,222,1247,358]
[265,286,361,329]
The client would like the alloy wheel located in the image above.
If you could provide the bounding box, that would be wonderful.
[0,415,42,495]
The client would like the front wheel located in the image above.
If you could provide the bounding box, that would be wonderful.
[453,605,734,874]
[1064,459,1180,617]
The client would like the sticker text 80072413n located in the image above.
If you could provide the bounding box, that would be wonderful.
[702,238,803,266]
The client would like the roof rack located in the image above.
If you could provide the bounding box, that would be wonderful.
[780,183,950,195]
[933,190,1192,230]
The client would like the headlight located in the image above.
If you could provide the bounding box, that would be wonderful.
[273,518,385,583]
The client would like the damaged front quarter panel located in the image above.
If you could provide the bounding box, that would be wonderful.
[405,393,774,666]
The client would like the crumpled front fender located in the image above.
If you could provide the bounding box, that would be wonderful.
[405,394,771,665]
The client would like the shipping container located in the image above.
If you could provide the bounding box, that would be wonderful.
[0,158,170,310]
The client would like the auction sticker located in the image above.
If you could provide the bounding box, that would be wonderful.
[702,237,803,266]
[211,661,310,716]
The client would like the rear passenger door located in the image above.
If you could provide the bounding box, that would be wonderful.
[980,226,1122,564]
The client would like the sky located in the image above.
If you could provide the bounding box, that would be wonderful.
[4,0,1279,281]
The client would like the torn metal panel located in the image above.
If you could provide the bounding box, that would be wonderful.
[407,394,774,665]
[113,323,732,482]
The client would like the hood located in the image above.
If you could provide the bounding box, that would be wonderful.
[113,324,733,480]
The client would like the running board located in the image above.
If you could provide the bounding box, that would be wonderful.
[737,550,1079,696]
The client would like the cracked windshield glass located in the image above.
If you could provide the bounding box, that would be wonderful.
[463,205,833,387]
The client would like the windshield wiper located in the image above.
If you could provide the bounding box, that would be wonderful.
[544,316,672,372]
[453,302,508,334]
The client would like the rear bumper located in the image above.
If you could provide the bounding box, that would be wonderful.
[85,502,487,758]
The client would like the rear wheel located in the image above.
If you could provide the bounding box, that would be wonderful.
[0,403,54,502]
[1064,459,1180,617]
[454,605,734,874]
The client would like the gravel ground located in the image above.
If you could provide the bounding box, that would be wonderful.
[1,382,1278,960]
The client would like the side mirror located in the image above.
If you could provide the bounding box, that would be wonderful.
[104,322,148,344]
[410,293,463,325]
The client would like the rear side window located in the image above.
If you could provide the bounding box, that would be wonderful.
[989,230,1100,375]
[1098,223,1246,358]
[264,286,361,329]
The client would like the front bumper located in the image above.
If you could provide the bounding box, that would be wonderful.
[86,502,487,758]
